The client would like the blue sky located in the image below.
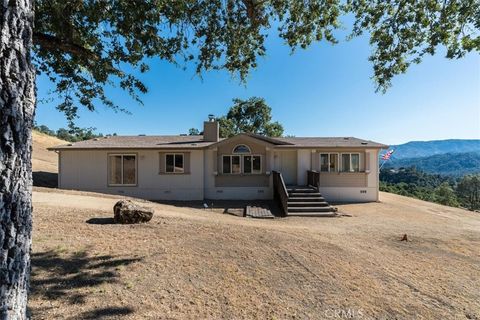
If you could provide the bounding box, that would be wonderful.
[35,32,480,146]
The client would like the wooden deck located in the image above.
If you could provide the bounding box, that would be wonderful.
[246,206,275,219]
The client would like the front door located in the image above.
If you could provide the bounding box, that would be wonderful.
[275,151,297,185]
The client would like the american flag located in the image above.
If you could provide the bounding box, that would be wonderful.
[382,149,394,160]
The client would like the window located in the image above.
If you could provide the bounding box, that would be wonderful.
[222,155,241,174]
[329,154,338,172]
[320,154,329,172]
[253,156,261,173]
[223,142,262,174]
[232,156,241,173]
[341,153,360,172]
[223,155,261,174]
[233,144,251,154]
[244,156,252,174]
[108,154,137,185]
[244,155,261,174]
[166,154,184,173]
[320,153,338,172]
[222,156,231,174]
[351,154,359,172]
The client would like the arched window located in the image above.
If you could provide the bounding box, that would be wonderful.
[232,144,251,154]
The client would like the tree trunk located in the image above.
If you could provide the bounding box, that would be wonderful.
[0,0,35,318]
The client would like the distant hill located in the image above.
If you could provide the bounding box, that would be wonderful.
[388,139,480,160]
[32,130,67,187]
[385,151,480,176]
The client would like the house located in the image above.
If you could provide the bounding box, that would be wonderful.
[48,117,388,214]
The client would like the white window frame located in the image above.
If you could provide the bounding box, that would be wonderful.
[341,153,361,172]
[222,155,241,174]
[108,153,137,186]
[222,154,262,175]
[243,155,262,174]
[320,153,339,172]
[165,153,184,173]
[232,144,252,154]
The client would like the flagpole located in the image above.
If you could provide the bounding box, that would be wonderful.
[379,160,387,171]
[379,149,395,171]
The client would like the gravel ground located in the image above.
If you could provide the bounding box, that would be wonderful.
[29,189,480,320]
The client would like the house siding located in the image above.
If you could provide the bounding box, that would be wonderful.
[215,175,270,187]
[297,150,311,185]
[213,136,272,199]
[319,172,367,187]
[56,141,382,203]
[59,149,204,200]
[204,136,273,200]
[318,149,380,202]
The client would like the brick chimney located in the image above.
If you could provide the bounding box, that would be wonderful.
[203,114,219,142]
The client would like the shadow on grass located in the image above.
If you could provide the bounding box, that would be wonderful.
[29,250,141,318]
[79,307,134,319]
[86,217,115,225]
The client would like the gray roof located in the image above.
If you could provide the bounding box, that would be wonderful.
[48,135,217,150]
[48,134,387,150]
[273,137,388,148]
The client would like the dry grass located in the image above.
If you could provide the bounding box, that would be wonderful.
[29,189,480,319]
[32,130,67,187]
[32,130,66,173]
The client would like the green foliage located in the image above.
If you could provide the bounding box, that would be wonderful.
[217,117,236,139]
[35,124,55,136]
[434,182,459,207]
[33,1,480,124]
[34,123,109,142]
[188,128,200,136]
[380,166,452,188]
[217,97,284,138]
[348,0,480,92]
[456,175,480,210]
[381,167,480,211]
[380,167,453,204]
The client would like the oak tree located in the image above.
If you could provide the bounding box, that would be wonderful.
[1,0,479,317]
[218,97,284,138]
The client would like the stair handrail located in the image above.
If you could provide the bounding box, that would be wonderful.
[307,170,320,191]
[272,170,289,216]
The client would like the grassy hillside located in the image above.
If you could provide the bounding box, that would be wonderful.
[30,188,480,319]
[32,130,67,187]
[385,151,480,176]
[389,139,480,160]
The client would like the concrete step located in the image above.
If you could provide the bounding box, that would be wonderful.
[289,192,322,197]
[287,211,337,217]
[287,201,330,207]
[287,188,318,193]
[288,196,325,202]
[288,206,335,213]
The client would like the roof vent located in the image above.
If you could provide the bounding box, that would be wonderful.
[361,142,368,145]
[344,137,349,140]
[180,134,187,136]
[67,143,73,146]
[138,134,146,136]
[208,114,215,122]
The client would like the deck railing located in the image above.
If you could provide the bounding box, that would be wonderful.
[307,170,320,191]
[272,171,289,216]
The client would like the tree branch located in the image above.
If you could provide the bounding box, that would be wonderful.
[33,32,99,61]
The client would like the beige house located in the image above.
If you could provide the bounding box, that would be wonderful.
[49,119,387,215]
